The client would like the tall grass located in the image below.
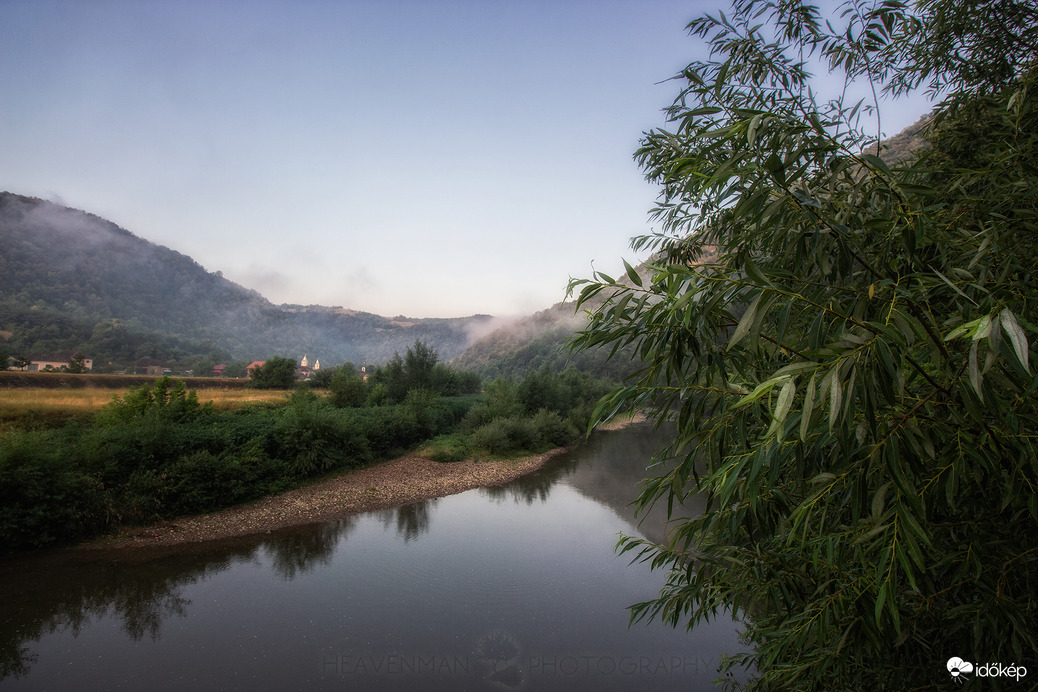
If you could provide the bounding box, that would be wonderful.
[0,388,293,434]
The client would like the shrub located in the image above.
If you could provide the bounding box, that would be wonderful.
[269,398,371,476]
[0,431,110,550]
[96,377,211,426]
[470,416,539,456]
[530,409,579,448]
[418,434,471,463]
[327,367,368,408]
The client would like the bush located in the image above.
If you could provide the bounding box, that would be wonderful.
[327,367,368,408]
[268,397,371,476]
[418,434,471,463]
[470,416,539,456]
[0,431,110,550]
[97,377,211,426]
[530,409,579,448]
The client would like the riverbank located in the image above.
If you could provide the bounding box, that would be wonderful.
[76,412,646,551]
[77,449,571,550]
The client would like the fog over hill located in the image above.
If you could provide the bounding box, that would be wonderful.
[454,116,935,380]
[0,192,491,367]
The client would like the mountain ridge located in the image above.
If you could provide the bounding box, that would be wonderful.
[0,192,491,368]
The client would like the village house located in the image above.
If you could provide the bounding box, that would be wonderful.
[16,354,94,372]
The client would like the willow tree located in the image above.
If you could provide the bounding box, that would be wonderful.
[570,1,1038,689]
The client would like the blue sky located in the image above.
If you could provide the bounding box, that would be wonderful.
[1,0,931,318]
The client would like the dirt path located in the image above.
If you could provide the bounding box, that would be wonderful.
[78,450,570,550]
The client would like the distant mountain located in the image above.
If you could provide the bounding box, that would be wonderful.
[0,192,491,368]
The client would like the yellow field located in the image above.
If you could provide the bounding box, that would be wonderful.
[0,387,295,433]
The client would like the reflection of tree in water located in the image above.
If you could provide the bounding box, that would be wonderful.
[558,424,691,545]
[264,518,356,581]
[0,542,256,680]
[480,425,689,545]
[480,447,590,506]
[375,500,435,542]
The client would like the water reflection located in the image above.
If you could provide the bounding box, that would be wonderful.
[0,545,248,679]
[482,423,692,546]
[375,499,436,542]
[0,424,744,691]
[266,518,356,581]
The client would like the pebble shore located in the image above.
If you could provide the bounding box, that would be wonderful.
[79,449,571,550]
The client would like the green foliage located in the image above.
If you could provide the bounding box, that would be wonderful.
[469,416,539,456]
[404,339,438,390]
[529,409,579,448]
[97,376,210,426]
[65,353,87,373]
[461,368,604,455]
[327,365,368,407]
[366,340,477,403]
[372,353,407,402]
[0,430,109,550]
[403,387,438,433]
[366,382,389,407]
[468,409,577,456]
[268,395,372,475]
[570,2,1038,689]
[247,356,297,389]
[0,376,484,550]
[420,433,472,463]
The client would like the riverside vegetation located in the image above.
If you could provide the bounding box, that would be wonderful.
[0,342,614,552]
[570,1,1038,689]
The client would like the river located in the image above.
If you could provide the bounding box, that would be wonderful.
[0,424,748,691]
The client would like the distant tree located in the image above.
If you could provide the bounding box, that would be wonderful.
[430,363,458,396]
[222,362,247,379]
[66,353,87,374]
[191,354,217,377]
[305,363,346,389]
[371,354,408,403]
[248,356,297,389]
[403,340,438,391]
[327,365,368,408]
[454,370,482,395]
[0,350,8,371]
[366,382,390,407]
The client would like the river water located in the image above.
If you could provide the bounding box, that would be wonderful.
[0,424,748,691]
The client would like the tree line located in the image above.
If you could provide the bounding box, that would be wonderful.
[0,342,616,552]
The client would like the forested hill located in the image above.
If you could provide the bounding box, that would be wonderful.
[453,275,649,381]
[0,192,490,367]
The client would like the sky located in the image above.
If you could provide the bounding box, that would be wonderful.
[1,0,932,319]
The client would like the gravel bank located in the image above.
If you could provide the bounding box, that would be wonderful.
[79,449,571,550]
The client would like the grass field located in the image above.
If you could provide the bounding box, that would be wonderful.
[0,387,294,433]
